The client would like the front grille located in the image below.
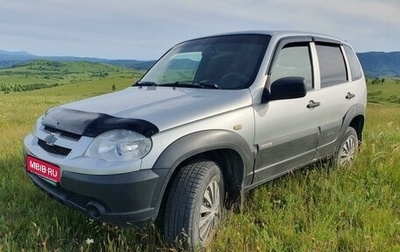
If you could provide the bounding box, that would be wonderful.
[38,139,72,156]
[44,126,81,140]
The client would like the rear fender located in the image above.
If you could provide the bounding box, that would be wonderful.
[336,103,365,148]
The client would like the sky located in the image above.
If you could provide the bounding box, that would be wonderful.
[0,0,399,60]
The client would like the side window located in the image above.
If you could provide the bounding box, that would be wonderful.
[343,45,362,81]
[270,43,313,90]
[316,43,347,87]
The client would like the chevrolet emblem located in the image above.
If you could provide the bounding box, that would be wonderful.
[44,133,59,146]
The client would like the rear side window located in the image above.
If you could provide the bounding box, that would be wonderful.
[316,44,347,87]
[343,45,362,81]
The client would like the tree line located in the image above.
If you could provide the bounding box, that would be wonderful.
[1,83,61,94]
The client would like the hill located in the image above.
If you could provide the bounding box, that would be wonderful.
[0,50,154,70]
[357,52,400,77]
[0,60,144,94]
[1,50,400,77]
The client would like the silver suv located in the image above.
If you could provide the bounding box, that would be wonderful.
[24,31,367,249]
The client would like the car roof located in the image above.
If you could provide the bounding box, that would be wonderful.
[188,30,346,45]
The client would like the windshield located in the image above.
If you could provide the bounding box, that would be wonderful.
[138,34,270,90]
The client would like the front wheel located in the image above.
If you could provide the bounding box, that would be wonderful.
[164,160,225,249]
[333,127,359,168]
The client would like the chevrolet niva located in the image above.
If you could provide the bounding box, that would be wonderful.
[24,31,367,249]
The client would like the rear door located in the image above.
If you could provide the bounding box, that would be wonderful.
[311,41,357,157]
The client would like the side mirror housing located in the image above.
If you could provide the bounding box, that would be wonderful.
[262,76,307,102]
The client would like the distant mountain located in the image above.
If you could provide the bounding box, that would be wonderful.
[0,50,33,56]
[1,50,399,77]
[357,52,400,77]
[0,50,38,68]
[0,50,155,70]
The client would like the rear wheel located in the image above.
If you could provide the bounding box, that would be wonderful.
[334,127,359,168]
[164,160,224,249]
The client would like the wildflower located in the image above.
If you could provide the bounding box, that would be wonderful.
[86,238,94,245]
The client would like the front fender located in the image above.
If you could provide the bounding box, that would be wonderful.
[150,130,255,217]
[153,130,254,171]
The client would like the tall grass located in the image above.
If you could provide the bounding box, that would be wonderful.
[212,104,400,251]
[1,77,400,251]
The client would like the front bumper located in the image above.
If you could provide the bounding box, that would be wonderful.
[24,111,168,227]
[27,166,168,227]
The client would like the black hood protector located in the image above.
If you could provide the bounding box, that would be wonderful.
[42,107,159,138]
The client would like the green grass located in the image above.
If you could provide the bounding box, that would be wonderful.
[0,60,145,94]
[212,104,400,251]
[367,78,400,104]
[1,73,400,251]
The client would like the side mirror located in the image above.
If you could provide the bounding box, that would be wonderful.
[262,76,307,102]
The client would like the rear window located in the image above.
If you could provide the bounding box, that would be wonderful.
[343,45,363,81]
[316,43,348,87]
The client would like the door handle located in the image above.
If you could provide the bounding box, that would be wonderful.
[307,100,321,109]
[346,92,355,100]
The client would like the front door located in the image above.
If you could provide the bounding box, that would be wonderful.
[252,40,320,185]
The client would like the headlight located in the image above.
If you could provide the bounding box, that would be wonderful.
[85,129,152,161]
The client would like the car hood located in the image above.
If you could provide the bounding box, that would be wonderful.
[59,86,253,133]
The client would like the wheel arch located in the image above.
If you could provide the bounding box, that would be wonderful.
[152,130,255,220]
[337,103,365,148]
[349,114,364,142]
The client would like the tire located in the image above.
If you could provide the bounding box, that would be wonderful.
[333,127,359,168]
[164,160,225,250]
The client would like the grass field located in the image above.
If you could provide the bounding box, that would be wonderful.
[0,62,399,251]
[367,78,400,104]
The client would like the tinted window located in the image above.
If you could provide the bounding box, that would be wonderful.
[343,45,362,81]
[316,44,347,87]
[155,52,202,84]
[270,43,313,90]
[140,34,270,89]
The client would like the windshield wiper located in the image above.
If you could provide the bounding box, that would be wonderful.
[134,81,159,87]
[192,82,219,89]
[161,81,219,89]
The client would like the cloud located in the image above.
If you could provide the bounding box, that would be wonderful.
[0,0,398,58]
